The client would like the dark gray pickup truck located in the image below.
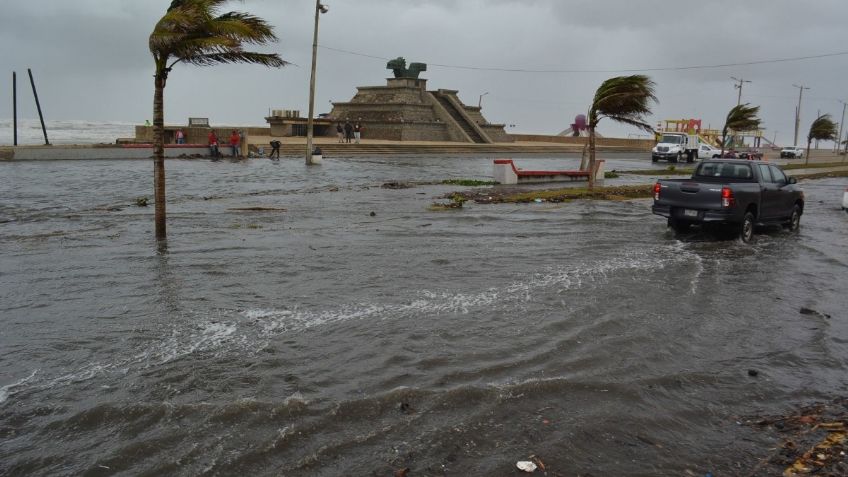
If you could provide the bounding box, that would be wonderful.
[651,160,804,242]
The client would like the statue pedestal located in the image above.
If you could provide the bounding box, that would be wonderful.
[386,78,427,89]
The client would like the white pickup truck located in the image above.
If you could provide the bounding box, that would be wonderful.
[652,133,698,163]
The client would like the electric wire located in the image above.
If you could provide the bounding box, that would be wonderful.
[319,45,848,74]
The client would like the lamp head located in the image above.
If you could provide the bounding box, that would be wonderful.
[318,4,329,13]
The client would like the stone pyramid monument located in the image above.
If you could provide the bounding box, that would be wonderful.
[328,57,512,143]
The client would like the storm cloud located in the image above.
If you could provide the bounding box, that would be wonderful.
[2,0,847,143]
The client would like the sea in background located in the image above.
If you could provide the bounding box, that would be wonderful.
[0,119,137,146]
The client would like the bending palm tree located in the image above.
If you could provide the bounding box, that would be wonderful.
[720,104,760,157]
[805,114,838,165]
[150,0,286,240]
[588,75,657,188]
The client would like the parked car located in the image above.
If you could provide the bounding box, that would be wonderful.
[843,187,848,212]
[698,143,722,159]
[780,146,805,159]
[720,149,739,159]
[738,148,764,160]
[652,160,804,242]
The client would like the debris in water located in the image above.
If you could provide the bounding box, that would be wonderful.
[516,460,537,472]
[382,181,414,189]
[370,211,376,217]
[135,197,148,207]
[394,467,410,477]
[800,307,831,319]
[748,369,759,377]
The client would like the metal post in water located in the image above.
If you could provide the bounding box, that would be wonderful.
[12,72,17,146]
[28,69,49,145]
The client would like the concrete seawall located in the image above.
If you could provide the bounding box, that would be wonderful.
[0,144,211,161]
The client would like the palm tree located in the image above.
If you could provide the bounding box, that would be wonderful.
[588,75,657,188]
[149,0,286,240]
[720,104,761,157]
[805,114,838,165]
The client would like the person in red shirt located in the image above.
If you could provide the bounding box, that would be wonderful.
[229,130,240,158]
[208,131,219,157]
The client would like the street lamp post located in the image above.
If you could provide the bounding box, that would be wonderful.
[306,1,328,165]
[478,91,489,108]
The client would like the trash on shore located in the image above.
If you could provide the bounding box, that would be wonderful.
[742,397,848,476]
[516,460,537,472]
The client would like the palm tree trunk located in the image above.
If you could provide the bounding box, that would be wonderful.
[588,125,596,189]
[153,76,166,240]
[805,138,811,166]
[720,133,726,157]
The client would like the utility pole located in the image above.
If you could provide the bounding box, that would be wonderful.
[837,100,846,153]
[792,83,810,146]
[731,76,751,105]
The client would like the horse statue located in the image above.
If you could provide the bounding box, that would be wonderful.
[386,57,427,79]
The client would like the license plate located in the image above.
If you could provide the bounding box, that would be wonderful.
[684,209,698,217]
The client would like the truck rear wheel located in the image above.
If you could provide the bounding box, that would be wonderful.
[784,204,801,231]
[739,212,755,243]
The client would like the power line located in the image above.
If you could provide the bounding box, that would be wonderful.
[319,45,848,74]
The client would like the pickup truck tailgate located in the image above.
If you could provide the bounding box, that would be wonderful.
[658,181,723,209]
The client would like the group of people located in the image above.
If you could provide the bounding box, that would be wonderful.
[336,121,362,143]
[207,129,244,158]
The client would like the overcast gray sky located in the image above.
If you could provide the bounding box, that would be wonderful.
[2,0,847,143]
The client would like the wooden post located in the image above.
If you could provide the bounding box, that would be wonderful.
[28,69,50,145]
[12,72,17,146]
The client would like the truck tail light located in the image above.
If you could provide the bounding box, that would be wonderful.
[721,187,736,208]
[653,182,661,200]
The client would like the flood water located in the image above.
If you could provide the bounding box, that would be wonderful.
[1,153,847,476]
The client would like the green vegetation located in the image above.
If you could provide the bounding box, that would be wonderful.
[450,185,653,205]
[782,161,846,170]
[618,168,693,176]
[442,179,499,186]
[604,171,620,179]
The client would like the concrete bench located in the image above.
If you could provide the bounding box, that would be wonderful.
[493,159,604,185]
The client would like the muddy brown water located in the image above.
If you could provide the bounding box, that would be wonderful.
[1,154,846,476]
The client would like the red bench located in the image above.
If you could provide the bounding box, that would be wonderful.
[493,159,602,184]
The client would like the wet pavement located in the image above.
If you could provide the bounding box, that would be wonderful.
[1,153,847,476]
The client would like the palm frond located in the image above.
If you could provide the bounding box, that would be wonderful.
[722,103,761,137]
[150,0,285,71]
[601,115,654,133]
[808,114,838,141]
[182,51,287,68]
[589,75,657,130]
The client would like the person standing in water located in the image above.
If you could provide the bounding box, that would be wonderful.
[229,130,240,158]
[208,131,220,157]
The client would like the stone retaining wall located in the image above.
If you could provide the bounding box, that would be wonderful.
[510,134,653,150]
